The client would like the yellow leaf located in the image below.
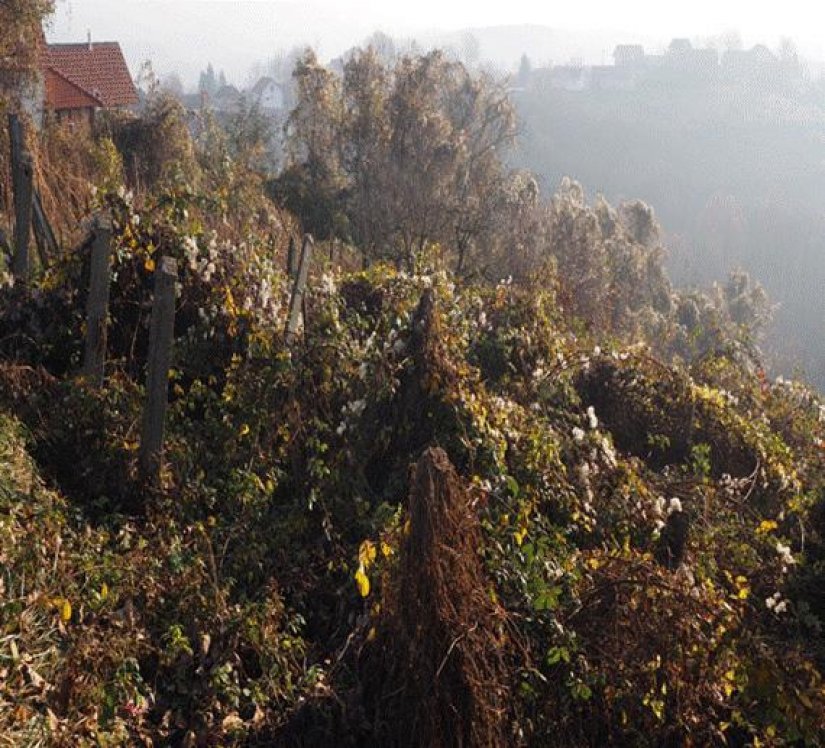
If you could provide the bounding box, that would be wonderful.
[239,423,250,437]
[225,287,238,317]
[796,688,813,709]
[60,599,72,623]
[359,540,377,568]
[144,257,156,273]
[100,583,109,601]
[514,527,527,546]
[354,566,370,598]
[757,519,778,535]
[367,626,377,641]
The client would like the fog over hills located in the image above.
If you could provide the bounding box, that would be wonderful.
[48,1,371,85]
[48,2,825,86]
[430,25,663,70]
[49,3,657,85]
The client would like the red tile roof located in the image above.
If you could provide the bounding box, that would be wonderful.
[45,42,138,110]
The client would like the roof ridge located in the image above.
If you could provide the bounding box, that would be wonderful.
[47,41,122,48]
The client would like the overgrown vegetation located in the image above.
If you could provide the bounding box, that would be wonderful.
[0,0,52,76]
[2,32,825,747]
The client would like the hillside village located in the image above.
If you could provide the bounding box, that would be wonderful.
[530,38,805,92]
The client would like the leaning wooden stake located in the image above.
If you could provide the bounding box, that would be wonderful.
[32,188,58,265]
[285,235,313,343]
[82,216,113,387]
[12,151,33,283]
[139,257,178,487]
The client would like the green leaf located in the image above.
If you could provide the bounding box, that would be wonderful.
[571,682,592,701]
[546,646,570,666]
[505,475,520,498]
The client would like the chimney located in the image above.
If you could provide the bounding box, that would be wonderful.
[87,30,92,51]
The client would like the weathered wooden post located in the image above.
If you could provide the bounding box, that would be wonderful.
[139,257,178,487]
[8,114,24,270]
[82,215,113,387]
[7,114,23,178]
[12,151,33,283]
[287,235,297,278]
[285,235,313,343]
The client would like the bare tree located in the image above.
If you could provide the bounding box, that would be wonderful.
[276,49,345,240]
[282,48,517,271]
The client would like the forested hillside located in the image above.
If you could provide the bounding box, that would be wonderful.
[513,74,825,389]
[2,26,825,746]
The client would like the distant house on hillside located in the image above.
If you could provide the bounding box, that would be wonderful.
[43,36,138,126]
[668,38,693,56]
[664,39,718,80]
[614,44,644,67]
[249,77,285,112]
[592,65,638,91]
[722,45,784,87]
[547,65,591,92]
[210,84,241,112]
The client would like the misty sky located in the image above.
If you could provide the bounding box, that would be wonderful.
[47,0,825,87]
